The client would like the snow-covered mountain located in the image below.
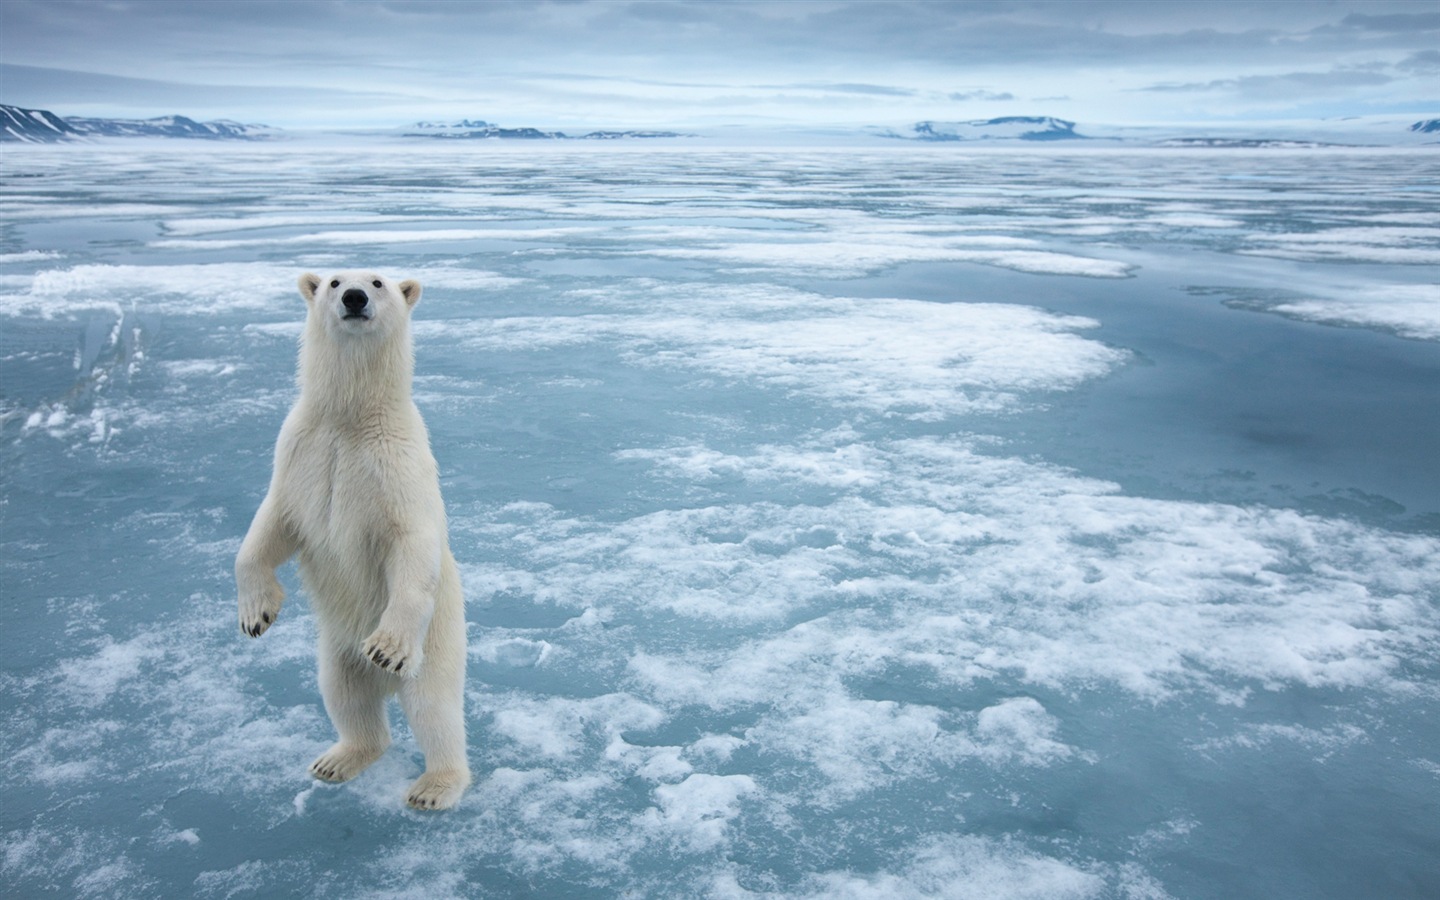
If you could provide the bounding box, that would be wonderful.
[66,114,274,139]
[2,104,83,142]
[1,103,275,142]
[1412,119,1440,134]
[885,117,1086,142]
[410,119,496,131]
[403,119,688,140]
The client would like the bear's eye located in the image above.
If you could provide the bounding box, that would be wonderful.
[372,280,382,288]
[330,279,340,289]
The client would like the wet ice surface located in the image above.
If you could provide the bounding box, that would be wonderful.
[2,143,1439,898]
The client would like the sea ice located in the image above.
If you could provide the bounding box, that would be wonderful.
[2,142,1437,899]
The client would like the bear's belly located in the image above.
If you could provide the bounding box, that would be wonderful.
[296,543,388,636]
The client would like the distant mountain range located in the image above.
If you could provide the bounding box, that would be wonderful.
[1152,138,1353,149]
[2,104,688,143]
[4,103,1436,147]
[881,115,1439,146]
[883,117,1085,142]
[1,103,274,142]
[405,119,690,140]
[66,114,272,139]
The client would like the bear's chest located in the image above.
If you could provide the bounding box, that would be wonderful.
[280,426,407,549]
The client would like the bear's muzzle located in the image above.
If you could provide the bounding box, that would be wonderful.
[341,288,370,320]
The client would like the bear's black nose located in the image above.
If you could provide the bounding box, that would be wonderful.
[341,288,369,315]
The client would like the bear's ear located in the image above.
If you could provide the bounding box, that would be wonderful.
[298,273,322,304]
[399,279,422,309]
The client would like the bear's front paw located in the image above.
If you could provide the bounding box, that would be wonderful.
[362,628,423,676]
[237,576,284,638]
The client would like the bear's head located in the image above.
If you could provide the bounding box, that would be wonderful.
[298,271,421,340]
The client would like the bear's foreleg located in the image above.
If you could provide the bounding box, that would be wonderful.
[236,494,296,637]
[362,527,443,676]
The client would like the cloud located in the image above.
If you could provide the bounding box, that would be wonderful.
[948,90,1017,102]
[1140,69,1395,99]
[5,0,1426,76]
[1335,11,1440,34]
[1396,50,1440,74]
[2,0,1436,128]
[759,82,919,97]
[0,63,427,124]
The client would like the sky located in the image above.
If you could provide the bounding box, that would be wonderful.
[1,0,1437,131]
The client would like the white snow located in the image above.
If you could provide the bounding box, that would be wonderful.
[1270,284,1440,340]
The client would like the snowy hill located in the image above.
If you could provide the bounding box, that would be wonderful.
[888,117,1085,142]
[1412,119,1440,134]
[0,103,275,141]
[1,104,83,142]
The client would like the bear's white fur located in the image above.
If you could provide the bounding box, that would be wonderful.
[236,271,469,810]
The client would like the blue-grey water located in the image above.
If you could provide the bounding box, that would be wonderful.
[2,142,1439,899]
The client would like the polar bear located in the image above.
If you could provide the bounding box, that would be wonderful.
[235,271,470,810]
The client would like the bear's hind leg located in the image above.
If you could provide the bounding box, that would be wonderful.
[398,655,470,810]
[310,641,392,783]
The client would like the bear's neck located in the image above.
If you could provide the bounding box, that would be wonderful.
[296,323,415,425]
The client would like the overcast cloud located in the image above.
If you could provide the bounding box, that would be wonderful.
[1,0,1435,129]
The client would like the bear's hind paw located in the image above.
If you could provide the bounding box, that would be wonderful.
[309,742,386,783]
[406,768,471,810]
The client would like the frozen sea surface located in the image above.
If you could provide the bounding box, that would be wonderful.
[2,142,1439,898]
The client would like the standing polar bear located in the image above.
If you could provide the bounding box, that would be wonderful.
[236,271,469,810]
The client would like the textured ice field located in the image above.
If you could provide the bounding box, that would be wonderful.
[2,143,1439,898]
